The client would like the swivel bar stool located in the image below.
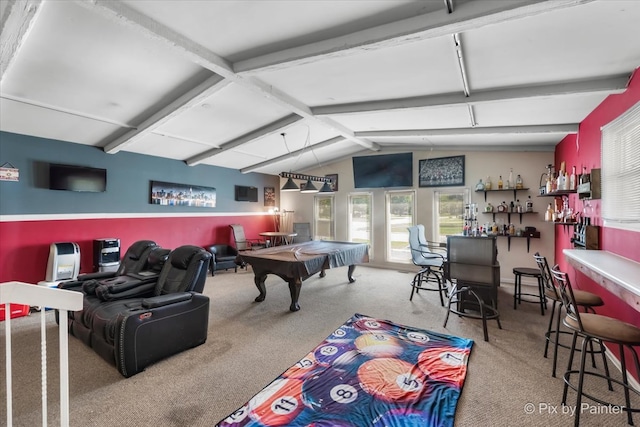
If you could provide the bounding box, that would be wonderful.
[534,253,604,377]
[551,265,640,426]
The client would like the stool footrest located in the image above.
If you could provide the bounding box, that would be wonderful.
[564,370,640,413]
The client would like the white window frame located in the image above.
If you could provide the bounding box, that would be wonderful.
[348,192,373,258]
[385,190,416,263]
[601,101,640,231]
[433,188,470,243]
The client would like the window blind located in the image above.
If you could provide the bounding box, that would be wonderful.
[601,101,640,230]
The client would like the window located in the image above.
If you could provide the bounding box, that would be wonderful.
[433,189,469,243]
[385,191,415,262]
[601,101,640,231]
[314,195,335,240]
[348,193,373,256]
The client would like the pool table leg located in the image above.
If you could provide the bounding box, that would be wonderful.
[348,265,356,283]
[254,274,267,302]
[287,278,302,312]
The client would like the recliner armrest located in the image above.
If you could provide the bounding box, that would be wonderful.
[141,292,192,309]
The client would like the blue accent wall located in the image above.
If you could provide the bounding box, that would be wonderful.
[0,131,278,215]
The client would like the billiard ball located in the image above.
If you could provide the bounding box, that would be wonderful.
[283,353,319,380]
[302,368,368,414]
[354,317,392,332]
[354,332,403,358]
[314,342,359,367]
[357,358,427,402]
[399,329,431,346]
[248,378,304,426]
[217,404,250,426]
[328,325,358,341]
[417,345,470,388]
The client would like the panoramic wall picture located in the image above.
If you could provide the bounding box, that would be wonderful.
[150,180,216,207]
[419,155,465,187]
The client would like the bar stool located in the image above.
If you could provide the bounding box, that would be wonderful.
[513,266,546,315]
[534,253,604,377]
[551,265,640,426]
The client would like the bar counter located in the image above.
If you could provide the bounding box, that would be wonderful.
[563,249,640,313]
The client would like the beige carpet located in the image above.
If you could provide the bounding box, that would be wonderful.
[1,265,638,426]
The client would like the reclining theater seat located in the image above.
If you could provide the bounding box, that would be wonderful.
[59,240,159,292]
[68,245,212,377]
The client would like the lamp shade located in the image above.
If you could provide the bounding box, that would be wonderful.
[281,177,299,191]
[300,178,318,193]
[319,181,334,193]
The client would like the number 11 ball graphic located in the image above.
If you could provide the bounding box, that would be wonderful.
[248,378,304,426]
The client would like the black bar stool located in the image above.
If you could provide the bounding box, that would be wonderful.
[534,253,604,377]
[513,266,546,315]
[552,265,640,426]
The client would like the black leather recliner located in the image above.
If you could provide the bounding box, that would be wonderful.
[59,240,159,292]
[207,244,239,276]
[65,245,212,377]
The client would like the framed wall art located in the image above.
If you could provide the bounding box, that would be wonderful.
[150,180,216,207]
[264,186,275,206]
[325,174,339,191]
[419,155,465,187]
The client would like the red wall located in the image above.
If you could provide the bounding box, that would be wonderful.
[555,67,640,380]
[0,214,273,284]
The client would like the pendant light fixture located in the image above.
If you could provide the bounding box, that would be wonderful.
[300,177,318,193]
[281,176,299,191]
[319,180,334,193]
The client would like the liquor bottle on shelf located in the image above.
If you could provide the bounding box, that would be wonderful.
[569,166,577,190]
[508,168,514,189]
[485,176,492,190]
[498,175,503,189]
[525,196,534,212]
[545,203,554,222]
[516,174,523,189]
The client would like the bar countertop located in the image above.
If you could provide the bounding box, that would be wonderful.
[563,249,640,313]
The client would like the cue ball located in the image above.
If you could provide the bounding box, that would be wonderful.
[355,332,403,358]
[418,346,470,388]
[358,358,426,402]
[302,368,365,414]
[248,378,304,426]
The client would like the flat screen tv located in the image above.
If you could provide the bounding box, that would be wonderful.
[235,185,258,202]
[49,163,107,192]
[352,152,413,188]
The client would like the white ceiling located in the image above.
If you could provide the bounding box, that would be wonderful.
[1,0,639,176]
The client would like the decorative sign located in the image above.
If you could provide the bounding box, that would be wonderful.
[0,163,19,181]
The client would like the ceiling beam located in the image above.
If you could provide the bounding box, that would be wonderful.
[103,74,229,154]
[0,0,43,83]
[356,124,579,138]
[312,75,630,116]
[240,136,344,174]
[79,0,380,160]
[234,0,596,74]
[186,115,303,166]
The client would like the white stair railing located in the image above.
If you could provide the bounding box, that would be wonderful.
[1,281,83,427]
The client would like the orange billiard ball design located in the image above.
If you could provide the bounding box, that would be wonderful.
[357,358,427,402]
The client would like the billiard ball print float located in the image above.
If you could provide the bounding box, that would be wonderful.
[216,313,473,427]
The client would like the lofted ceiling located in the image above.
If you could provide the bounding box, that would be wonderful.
[1,0,639,177]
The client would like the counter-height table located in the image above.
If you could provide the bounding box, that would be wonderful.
[563,249,640,313]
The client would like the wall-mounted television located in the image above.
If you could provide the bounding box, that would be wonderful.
[49,163,107,192]
[352,152,413,188]
[235,185,258,202]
